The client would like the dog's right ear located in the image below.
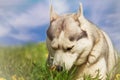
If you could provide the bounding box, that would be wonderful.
[50,5,59,22]
[73,3,84,21]
[77,3,84,17]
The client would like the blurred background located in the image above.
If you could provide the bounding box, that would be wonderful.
[0,0,120,80]
[0,0,120,52]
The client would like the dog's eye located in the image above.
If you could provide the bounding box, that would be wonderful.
[66,46,74,51]
[67,47,72,51]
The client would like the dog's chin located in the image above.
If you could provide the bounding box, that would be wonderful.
[51,51,79,71]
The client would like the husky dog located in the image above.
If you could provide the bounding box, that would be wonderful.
[46,3,118,80]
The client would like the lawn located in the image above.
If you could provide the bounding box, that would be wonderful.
[0,42,119,80]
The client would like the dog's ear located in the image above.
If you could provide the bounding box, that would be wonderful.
[50,5,59,22]
[77,3,84,17]
[74,3,84,20]
[77,3,83,17]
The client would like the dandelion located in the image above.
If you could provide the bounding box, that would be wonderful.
[0,78,6,80]
[12,75,17,80]
[115,74,120,80]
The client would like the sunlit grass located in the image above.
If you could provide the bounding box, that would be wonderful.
[0,42,119,80]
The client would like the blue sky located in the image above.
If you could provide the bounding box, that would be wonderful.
[0,0,120,51]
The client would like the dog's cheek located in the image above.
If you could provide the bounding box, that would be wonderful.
[46,54,53,66]
[62,53,79,70]
[72,38,92,54]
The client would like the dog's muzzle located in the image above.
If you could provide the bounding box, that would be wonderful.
[47,55,64,72]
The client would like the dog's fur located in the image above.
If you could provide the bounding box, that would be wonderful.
[46,3,118,80]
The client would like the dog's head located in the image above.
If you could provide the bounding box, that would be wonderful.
[46,3,94,71]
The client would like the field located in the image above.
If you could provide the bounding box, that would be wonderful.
[0,42,119,80]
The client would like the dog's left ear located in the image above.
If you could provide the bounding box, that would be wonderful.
[50,5,59,22]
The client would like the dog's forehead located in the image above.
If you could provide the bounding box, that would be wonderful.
[47,14,83,41]
[52,15,75,25]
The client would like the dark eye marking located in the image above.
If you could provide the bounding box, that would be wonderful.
[69,36,75,41]
[47,26,54,41]
[69,30,87,41]
[77,30,87,40]
[47,19,65,41]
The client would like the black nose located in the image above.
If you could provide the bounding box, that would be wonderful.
[56,65,63,72]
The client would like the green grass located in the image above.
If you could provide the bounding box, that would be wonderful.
[0,42,119,80]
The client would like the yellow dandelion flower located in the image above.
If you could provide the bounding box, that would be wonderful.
[0,78,6,80]
[12,75,17,80]
[115,73,120,80]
